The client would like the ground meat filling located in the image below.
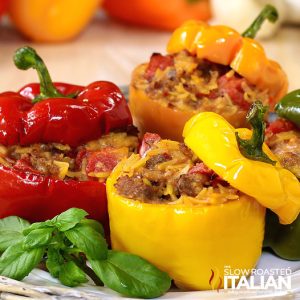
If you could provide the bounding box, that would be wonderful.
[134,51,269,114]
[177,173,207,197]
[266,127,300,178]
[0,131,138,182]
[145,153,171,169]
[115,175,155,201]
[115,139,239,205]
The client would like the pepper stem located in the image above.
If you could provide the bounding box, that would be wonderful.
[236,101,276,165]
[242,4,278,38]
[14,46,65,102]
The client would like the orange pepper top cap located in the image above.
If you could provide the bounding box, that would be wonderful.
[167,20,242,66]
[167,20,288,106]
[230,37,288,106]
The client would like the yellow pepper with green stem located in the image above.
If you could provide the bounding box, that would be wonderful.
[183,107,300,225]
[107,102,300,290]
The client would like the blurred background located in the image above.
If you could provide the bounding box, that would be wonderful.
[0,0,299,91]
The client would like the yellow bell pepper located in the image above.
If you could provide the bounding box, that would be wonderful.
[8,0,100,42]
[167,19,288,107]
[107,153,265,290]
[183,111,300,225]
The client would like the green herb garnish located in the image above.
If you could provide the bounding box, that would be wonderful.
[0,208,171,298]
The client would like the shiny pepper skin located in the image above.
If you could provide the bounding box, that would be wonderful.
[107,159,265,290]
[0,81,132,148]
[183,112,300,224]
[167,20,288,107]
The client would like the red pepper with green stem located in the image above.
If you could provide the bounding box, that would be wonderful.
[10,47,132,147]
[0,46,134,224]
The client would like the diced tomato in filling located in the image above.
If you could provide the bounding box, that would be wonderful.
[13,158,40,174]
[145,53,174,80]
[217,75,251,110]
[139,133,161,157]
[85,147,128,175]
[189,162,227,187]
[266,118,295,135]
[1,132,138,181]
[207,90,219,99]
[189,162,213,175]
[75,149,87,169]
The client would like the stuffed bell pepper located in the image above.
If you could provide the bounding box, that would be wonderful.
[129,5,288,141]
[263,89,300,260]
[0,47,138,224]
[107,102,300,290]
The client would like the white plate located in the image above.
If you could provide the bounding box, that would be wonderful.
[21,252,300,299]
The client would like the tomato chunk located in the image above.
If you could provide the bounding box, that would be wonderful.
[145,53,174,80]
[85,147,129,174]
[266,118,295,135]
[218,75,251,110]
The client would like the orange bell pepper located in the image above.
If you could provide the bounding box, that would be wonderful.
[129,70,248,141]
[129,5,288,141]
[8,0,101,42]
[103,0,211,31]
[167,16,287,106]
[129,82,193,142]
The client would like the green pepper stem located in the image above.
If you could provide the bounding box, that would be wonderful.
[242,4,278,38]
[236,101,276,165]
[14,46,65,102]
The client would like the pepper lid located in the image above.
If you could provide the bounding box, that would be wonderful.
[183,110,300,225]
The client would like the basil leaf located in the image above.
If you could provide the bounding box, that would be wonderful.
[23,228,54,250]
[52,208,88,232]
[0,243,44,280]
[59,261,88,287]
[65,224,107,260]
[46,247,64,278]
[90,251,171,298]
[80,219,105,236]
[0,231,24,252]
[0,216,30,232]
[23,220,53,235]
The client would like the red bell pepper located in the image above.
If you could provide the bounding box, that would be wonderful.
[1,47,132,147]
[0,164,107,223]
[0,46,133,224]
